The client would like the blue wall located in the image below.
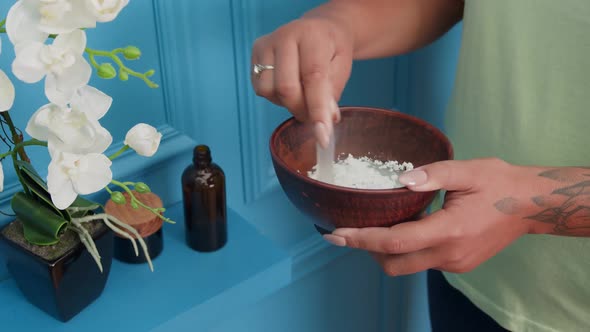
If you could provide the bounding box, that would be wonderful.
[0,1,462,331]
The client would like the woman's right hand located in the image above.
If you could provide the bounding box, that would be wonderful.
[251,17,354,148]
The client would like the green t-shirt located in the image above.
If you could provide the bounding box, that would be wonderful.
[444,0,590,331]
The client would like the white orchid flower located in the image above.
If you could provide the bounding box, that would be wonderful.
[12,29,91,105]
[0,70,15,112]
[124,123,162,157]
[0,163,4,192]
[47,150,112,209]
[26,86,113,154]
[5,1,48,45]
[7,0,96,40]
[0,37,16,112]
[69,85,113,119]
[85,0,129,23]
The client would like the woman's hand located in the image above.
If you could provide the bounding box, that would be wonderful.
[251,17,354,148]
[250,0,463,147]
[324,159,590,276]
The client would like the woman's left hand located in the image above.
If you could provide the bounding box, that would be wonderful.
[324,158,566,276]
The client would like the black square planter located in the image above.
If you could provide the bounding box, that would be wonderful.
[0,222,114,322]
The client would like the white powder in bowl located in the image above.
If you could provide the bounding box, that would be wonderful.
[308,154,414,189]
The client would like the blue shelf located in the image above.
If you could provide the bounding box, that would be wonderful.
[0,202,291,331]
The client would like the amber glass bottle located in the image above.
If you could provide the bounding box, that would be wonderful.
[181,145,227,252]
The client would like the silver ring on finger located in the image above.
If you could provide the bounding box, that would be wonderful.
[252,64,275,78]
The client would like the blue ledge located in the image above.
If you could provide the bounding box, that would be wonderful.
[0,202,291,331]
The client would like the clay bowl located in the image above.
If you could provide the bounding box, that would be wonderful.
[270,106,453,232]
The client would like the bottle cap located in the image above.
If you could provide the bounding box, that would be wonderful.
[193,145,212,164]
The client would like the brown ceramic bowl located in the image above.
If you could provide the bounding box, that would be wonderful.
[270,106,453,232]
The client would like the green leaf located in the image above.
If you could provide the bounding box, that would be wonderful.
[68,196,101,218]
[71,196,100,210]
[15,161,70,221]
[15,161,47,190]
[11,192,68,246]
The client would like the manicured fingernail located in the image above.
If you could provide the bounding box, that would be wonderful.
[331,228,354,237]
[323,234,347,247]
[314,122,330,149]
[399,169,427,186]
[332,100,341,123]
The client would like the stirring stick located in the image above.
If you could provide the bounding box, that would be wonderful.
[316,124,335,184]
[315,99,340,184]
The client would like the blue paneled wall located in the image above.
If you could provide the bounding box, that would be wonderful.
[0,1,462,331]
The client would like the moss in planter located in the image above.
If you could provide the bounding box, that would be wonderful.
[1,220,106,262]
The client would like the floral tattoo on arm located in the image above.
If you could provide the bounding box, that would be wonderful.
[495,168,590,236]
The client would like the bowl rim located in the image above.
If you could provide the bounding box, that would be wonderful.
[270,106,454,194]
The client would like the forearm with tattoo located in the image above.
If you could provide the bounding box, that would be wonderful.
[495,167,590,236]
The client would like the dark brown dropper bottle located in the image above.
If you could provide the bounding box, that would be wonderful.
[181,145,227,252]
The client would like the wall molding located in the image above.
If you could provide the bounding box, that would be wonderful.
[230,0,278,204]
[290,233,349,281]
[152,0,204,141]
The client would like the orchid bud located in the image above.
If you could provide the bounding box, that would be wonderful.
[135,182,151,193]
[97,63,117,79]
[119,71,129,81]
[145,69,155,77]
[111,191,126,205]
[123,46,141,60]
[124,123,162,157]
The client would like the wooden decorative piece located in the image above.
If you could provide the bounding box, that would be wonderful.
[105,191,164,263]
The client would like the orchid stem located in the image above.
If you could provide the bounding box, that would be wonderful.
[0,137,46,195]
[0,139,47,160]
[110,179,174,224]
[1,112,30,162]
[85,47,158,88]
[108,145,130,160]
[0,109,32,195]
